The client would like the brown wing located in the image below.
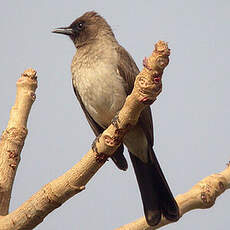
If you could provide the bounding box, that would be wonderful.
[72,83,128,170]
[116,46,179,224]
[73,85,104,136]
[116,45,154,146]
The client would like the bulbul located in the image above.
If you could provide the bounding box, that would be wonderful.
[53,11,179,226]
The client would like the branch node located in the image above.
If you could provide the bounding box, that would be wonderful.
[7,150,18,159]
[30,92,36,101]
[139,96,155,105]
[155,40,170,55]
[69,185,85,192]
[43,184,63,208]
[9,163,17,170]
[199,173,227,208]
[21,68,37,80]
[95,152,109,163]
[143,57,153,71]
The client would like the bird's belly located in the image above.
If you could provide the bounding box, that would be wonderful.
[74,67,127,128]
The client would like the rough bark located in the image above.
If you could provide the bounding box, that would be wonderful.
[0,69,37,216]
[1,42,227,230]
[0,41,169,229]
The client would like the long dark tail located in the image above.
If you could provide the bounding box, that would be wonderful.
[129,149,179,226]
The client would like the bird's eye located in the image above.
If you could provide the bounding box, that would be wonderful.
[77,22,84,30]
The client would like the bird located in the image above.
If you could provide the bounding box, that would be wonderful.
[52,11,179,226]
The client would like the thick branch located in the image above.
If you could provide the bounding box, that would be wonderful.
[116,164,230,230]
[0,69,37,215]
[0,41,170,229]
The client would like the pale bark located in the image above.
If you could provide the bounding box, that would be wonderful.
[0,69,37,216]
[0,42,228,230]
[0,41,169,229]
[116,164,230,230]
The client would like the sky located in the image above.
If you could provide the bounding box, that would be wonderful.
[1,1,230,229]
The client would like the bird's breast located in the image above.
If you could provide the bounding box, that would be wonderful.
[72,60,127,128]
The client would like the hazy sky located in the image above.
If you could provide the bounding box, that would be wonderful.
[1,1,230,229]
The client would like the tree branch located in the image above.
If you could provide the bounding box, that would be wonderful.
[116,163,230,230]
[0,69,37,216]
[0,41,169,229]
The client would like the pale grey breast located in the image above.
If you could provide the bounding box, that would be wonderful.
[71,43,148,160]
[71,44,127,128]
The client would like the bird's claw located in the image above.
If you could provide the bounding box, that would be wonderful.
[92,134,102,154]
[92,134,109,163]
[111,112,120,129]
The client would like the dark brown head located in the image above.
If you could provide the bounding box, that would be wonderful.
[52,11,115,48]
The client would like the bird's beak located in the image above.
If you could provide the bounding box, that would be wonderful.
[52,27,74,36]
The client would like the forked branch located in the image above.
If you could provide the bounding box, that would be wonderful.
[0,41,169,229]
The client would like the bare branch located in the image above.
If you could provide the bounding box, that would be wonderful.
[0,69,37,215]
[0,41,169,229]
[116,164,230,230]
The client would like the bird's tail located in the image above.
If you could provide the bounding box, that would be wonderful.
[129,148,179,226]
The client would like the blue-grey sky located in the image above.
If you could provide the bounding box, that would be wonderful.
[1,1,230,229]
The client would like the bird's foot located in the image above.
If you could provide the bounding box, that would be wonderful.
[111,112,120,129]
[92,134,102,153]
[92,134,109,163]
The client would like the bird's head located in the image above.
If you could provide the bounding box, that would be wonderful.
[52,11,115,48]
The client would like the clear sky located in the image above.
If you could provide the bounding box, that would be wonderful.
[1,1,230,229]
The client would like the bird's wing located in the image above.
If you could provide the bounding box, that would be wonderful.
[116,46,179,224]
[72,83,128,170]
[73,84,104,136]
[116,45,154,146]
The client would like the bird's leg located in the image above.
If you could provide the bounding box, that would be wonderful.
[111,112,120,129]
[92,134,109,163]
[111,111,132,138]
[92,134,102,154]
